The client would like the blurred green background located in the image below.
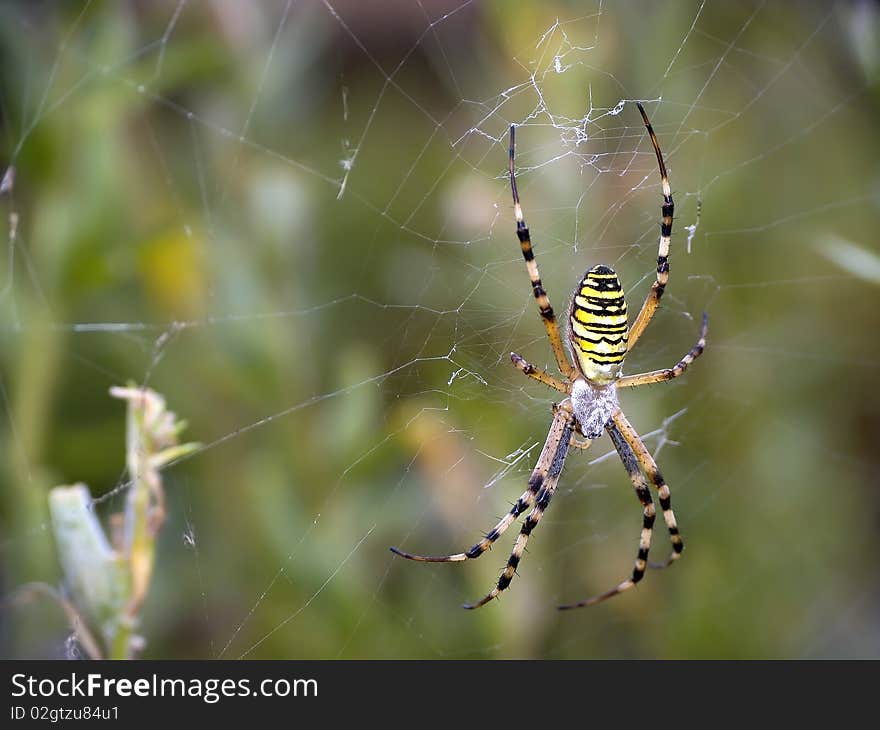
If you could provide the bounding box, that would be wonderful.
[1,0,878,659]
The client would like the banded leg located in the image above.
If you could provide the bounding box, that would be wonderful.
[616,312,708,388]
[510,351,569,394]
[463,412,574,609]
[558,420,655,610]
[390,405,573,563]
[627,102,674,350]
[611,410,683,567]
[509,125,576,379]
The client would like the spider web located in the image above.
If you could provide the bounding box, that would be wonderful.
[1,0,879,660]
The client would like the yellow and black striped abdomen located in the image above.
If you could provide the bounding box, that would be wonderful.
[569,264,628,384]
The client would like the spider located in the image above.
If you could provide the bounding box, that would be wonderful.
[390,103,707,610]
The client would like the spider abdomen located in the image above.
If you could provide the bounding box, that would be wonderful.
[568,264,628,384]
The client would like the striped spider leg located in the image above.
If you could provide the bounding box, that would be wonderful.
[627,102,675,350]
[558,418,656,610]
[389,403,576,609]
[507,124,578,383]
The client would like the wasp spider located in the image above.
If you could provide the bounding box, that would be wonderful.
[391,103,707,610]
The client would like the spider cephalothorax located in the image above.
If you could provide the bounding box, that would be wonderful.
[570,377,620,441]
[391,103,707,611]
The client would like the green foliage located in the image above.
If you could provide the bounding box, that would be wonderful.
[45,388,197,658]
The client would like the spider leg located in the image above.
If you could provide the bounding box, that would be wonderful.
[611,409,683,568]
[463,410,574,609]
[616,312,707,388]
[627,102,674,351]
[510,351,569,393]
[390,406,573,565]
[509,125,576,379]
[558,418,655,610]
